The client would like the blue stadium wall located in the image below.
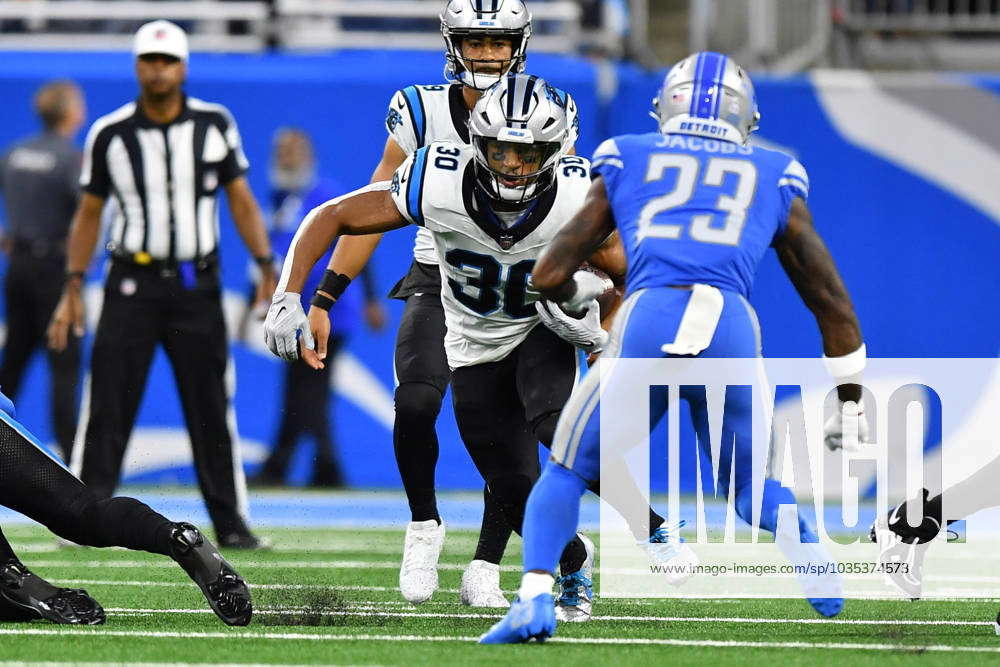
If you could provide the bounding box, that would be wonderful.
[0,52,997,490]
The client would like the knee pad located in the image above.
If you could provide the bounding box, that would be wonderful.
[394,382,444,423]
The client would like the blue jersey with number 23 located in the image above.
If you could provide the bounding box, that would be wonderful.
[591,132,809,299]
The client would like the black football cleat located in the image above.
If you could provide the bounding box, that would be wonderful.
[218,531,273,551]
[0,559,105,625]
[169,523,253,626]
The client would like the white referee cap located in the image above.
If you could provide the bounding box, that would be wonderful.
[133,20,189,61]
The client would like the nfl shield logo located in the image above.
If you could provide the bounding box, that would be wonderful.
[499,234,514,250]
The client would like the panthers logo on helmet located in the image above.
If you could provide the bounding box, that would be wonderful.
[386,107,404,133]
[543,83,567,109]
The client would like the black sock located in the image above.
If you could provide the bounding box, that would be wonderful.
[474,485,513,564]
[586,480,666,540]
[558,535,588,576]
[649,508,666,537]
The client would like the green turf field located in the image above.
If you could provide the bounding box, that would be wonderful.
[0,525,997,666]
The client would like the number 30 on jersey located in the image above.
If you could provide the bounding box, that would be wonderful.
[445,249,535,319]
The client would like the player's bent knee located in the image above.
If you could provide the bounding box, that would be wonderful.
[394,382,444,422]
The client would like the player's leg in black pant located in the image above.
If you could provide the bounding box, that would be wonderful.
[392,293,450,523]
[0,407,252,626]
[474,483,513,565]
[450,355,588,577]
[393,294,514,566]
[516,325,667,542]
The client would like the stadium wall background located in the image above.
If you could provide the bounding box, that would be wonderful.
[0,51,997,491]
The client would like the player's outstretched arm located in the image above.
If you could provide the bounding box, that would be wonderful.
[265,184,406,362]
[774,197,863,402]
[533,176,617,305]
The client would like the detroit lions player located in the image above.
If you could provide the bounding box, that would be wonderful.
[303,0,539,608]
[481,52,868,643]
[266,74,691,622]
[0,390,252,626]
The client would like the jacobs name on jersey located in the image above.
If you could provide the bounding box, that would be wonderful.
[391,140,591,369]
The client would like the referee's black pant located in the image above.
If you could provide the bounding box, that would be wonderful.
[74,259,249,538]
[0,252,81,459]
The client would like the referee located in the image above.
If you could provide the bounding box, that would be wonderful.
[0,80,86,460]
[47,20,276,549]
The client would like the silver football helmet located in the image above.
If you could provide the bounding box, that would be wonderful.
[469,73,576,204]
[653,52,760,145]
[441,0,532,91]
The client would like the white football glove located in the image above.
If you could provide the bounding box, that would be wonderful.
[536,299,608,355]
[560,270,612,314]
[264,292,314,362]
[823,399,871,451]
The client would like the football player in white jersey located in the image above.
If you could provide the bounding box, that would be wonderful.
[266,74,691,622]
[298,0,546,608]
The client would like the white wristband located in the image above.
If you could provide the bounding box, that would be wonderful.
[823,343,866,382]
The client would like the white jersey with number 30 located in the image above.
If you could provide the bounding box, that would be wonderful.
[390,141,592,368]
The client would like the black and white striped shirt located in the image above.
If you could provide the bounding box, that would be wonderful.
[80,96,249,262]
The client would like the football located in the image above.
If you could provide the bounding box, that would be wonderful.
[563,264,620,320]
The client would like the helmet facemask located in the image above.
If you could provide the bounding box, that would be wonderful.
[472,135,561,206]
[443,26,529,91]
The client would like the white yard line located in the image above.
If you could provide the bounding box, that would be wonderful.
[35,560,1000,588]
[0,663,327,667]
[0,628,998,653]
[30,560,521,572]
[100,606,993,627]
[50,579,1000,603]
[53,580,463,595]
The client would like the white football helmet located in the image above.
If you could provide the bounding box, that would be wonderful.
[653,51,760,145]
[469,73,576,204]
[441,0,532,91]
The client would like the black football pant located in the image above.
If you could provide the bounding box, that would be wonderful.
[0,409,173,558]
[450,325,591,573]
[260,333,345,485]
[0,254,80,460]
[451,325,667,545]
[393,291,513,562]
[75,261,249,538]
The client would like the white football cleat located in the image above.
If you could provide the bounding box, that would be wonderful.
[555,533,594,623]
[399,519,445,604]
[643,521,699,586]
[460,559,509,608]
[871,523,929,600]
